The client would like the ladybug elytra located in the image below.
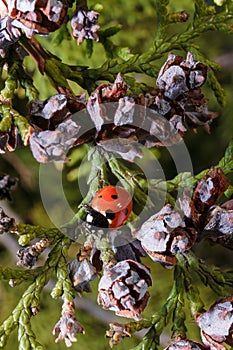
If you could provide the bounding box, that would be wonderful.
[85,186,132,228]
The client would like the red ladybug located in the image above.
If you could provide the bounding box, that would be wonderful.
[91,186,132,228]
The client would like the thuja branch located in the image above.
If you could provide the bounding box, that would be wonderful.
[64,146,150,233]
[147,138,233,201]
[154,0,169,46]
[177,254,205,317]
[183,251,232,296]
[16,4,232,96]
[51,237,74,301]
[19,36,75,92]
[105,154,153,209]
[0,241,59,349]
[171,265,186,338]
[0,239,67,349]
[131,266,187,350]
[63,146,111,231]
[16,222,63,246]
[1,46,39,102]
[0,266,44,284]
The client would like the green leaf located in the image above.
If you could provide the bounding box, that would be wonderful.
[100,25,122,38]
[86,39,93,58]
[194,0,207,20]
[207,69,226,107]
[100,38,116,59]
[52,24,71,45]
[225,185,233,199]
[154,0,169,44]
[217,139,233,172]
[13,114,30,144]
[0,113,12,132]
[130,327,159,350]
[117,47,134,61]
[216,22,233,34]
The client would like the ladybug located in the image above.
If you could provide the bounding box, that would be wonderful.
[92,186,133,228]
[85,186,133,229]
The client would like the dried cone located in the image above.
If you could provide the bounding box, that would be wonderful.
[106,322,131,347]
[29,118,82,163]
[28,59,217,164]
[0,119,21,154]
[0,174,17,200]
[136,204,196,268]
[29,93,86,131]
[204,202,233,235]
[154,52,217,133]
[192,168,229,215]
[53,300,85,347]
[180,88,219,133]
[0,0,68,54]
[164,339,208,350]
[196,295,233,349]
[71,9,100,45]
[29,94,86,162]
[156,52,207,100]
[183,167,230,230]
[0,207,16,234]
[98,259,152,320]
[203,199,233,249]
[68,258,97,293]
[87,73,128,132]
[16,238,50,268]
[0,16,21,55]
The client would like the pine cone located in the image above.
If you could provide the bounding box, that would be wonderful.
[97,259,152,320]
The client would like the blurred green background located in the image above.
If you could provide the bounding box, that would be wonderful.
[0,0,233,349]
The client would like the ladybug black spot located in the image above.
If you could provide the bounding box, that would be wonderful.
[105,209,116,220]
[98,195,102,198]
[111,194,118,199]
[124,208,129,215]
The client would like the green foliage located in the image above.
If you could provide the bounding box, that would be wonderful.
[0,1,233,350]
[0,240,67,349]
